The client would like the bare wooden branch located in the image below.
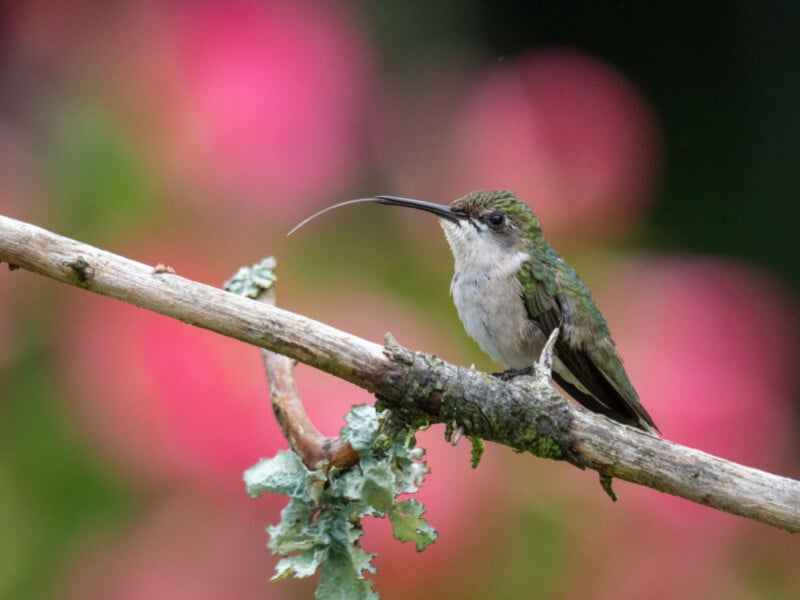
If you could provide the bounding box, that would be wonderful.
[260,348,359,470]
[254,265,358,470]
[1,213,798,533]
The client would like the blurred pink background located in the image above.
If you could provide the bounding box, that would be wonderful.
[0,1,798,599]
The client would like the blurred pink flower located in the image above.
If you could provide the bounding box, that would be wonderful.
[598,257,797,471]
[57,491,294,600]
[58,289,282,489]
[6,1,373,221]
[384,51,660,239]
[53,241,293,488]
[160,0,373,217]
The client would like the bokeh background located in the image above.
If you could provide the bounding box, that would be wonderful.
[1,1,799,598]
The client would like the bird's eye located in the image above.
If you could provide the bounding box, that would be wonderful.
[485,212,505,229]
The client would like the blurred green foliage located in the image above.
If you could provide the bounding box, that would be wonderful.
[48,105,158,236]
[0,352,129,598]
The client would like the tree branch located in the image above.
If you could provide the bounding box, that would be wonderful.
[249,258,358,470]
[1,213,798,532]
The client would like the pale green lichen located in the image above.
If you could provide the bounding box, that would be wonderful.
[245,405,437,599]
[223,258,277,298]
[469,436,484,468]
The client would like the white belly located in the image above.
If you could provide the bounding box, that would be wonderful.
[451,266,546,370]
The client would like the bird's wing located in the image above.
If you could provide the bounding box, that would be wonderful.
[519,260,657,432]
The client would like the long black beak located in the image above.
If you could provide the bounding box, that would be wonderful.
[288,195,464,236]
[373,195,464,224]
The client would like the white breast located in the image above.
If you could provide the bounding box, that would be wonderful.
[441,221,546,369]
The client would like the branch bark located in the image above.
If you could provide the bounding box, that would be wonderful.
[252,262,359,470]
[1,213,798,532]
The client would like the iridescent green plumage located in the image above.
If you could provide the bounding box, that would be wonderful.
[450,190,656,431]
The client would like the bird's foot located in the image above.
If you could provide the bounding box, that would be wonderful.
[491,367,532,381]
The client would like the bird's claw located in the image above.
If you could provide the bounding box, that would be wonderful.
[491,367,532,381]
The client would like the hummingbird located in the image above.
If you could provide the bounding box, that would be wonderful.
[290,190,657,432]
